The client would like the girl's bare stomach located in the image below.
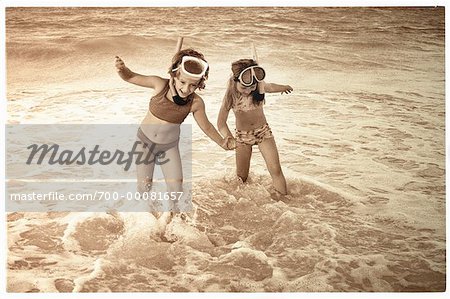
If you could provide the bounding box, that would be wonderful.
[140,111,181,144]
[234,109,267,131]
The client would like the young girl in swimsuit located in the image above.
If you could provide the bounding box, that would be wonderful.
[115,49,233,235]
[218,59,293,195]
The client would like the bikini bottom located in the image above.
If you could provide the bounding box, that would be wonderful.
[136,127,179,154]
[235,123,274,146]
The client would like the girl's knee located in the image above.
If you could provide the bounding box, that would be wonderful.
[166,178,183,192]
[138,177,152,193]
[166,178,183,183]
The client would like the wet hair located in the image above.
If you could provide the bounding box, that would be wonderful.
[169,48,209,90]
[223,59,263,110]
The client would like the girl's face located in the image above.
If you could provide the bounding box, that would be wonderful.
[174,72,201,98]
[236,82,257,96]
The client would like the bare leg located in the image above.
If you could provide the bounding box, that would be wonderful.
[158,145,183,241]
[236,143,252,182]
[136,141,156,213]
[258,137,287,195]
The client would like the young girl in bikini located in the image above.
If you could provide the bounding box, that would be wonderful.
[115,49,233,236]
[218,59,293,195]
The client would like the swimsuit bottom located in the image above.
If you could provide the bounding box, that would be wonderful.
[235,123,274,146]
[136,127,179,154]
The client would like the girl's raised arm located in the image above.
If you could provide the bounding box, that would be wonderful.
[263,82,293,94]
[115,56,162,89]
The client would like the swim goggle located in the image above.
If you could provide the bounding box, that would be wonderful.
[235,65,266,87]
[172,56,209,79]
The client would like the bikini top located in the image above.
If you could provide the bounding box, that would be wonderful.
[149,82,193,124]
[231,94,263,113]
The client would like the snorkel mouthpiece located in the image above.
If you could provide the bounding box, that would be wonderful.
[252,90,265,102]
[172,94,190,106]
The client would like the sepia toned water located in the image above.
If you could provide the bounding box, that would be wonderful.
[5,7,445,292]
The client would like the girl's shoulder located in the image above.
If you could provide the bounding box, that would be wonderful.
[151,77,169,95]
[190,93,205,111]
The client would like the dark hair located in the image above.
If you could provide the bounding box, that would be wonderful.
[169,48,209,90]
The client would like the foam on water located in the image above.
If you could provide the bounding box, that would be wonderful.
[7,170,446,292]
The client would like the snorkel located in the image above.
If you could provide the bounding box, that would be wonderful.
[250,43,265,102]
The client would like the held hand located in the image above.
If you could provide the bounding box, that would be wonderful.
[227,136,237,150]
[115,56,126,72]
[222,135,236,150]
[281,85,293,95]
